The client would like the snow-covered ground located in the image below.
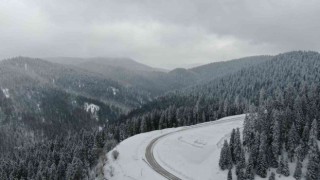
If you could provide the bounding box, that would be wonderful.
[153,114,245,180]
[104,114,248,180]
[104,128,179,180]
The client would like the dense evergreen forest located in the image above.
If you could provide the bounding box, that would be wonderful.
[220,81,320,179]
[1,51,319,179]
[0,58,148,179]
[116,51,320,142]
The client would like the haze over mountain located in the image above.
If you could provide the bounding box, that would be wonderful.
[46,55,271,96]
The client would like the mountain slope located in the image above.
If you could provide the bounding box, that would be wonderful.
[0,57,130,179]
[1,57,151,110]
[0,57,154,154]
[115,51,320,140]
[189,55,272,83]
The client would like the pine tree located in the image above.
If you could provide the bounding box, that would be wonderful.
[282,157,290,177]
[268,146,278,168]
[301,123,310,159]
[256,152,267,178]
[288,124,299,161]
[295,142,304,162]
[219,140,233,170]
[235,163,241,176]
[268,172,275,180]
[276,155,284,175]
[308,119,318,149]
[140,116,147,133]
[158,113,166,129]
[251,132,260,167]
[228,169,232,180]
[244,165,254,180]
[272,117,281,158]
[294,96,304,134]
[306,142,320,180]
[243,114,254,147]
[230,129,236,163]
[236,167,244,180]
[234,128,242,163]
[256,132,268,178]
[293,160,302,180]
[238,148,246,169]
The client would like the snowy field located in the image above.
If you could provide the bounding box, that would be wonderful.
[104,114,249,180]
[153,114,245,180]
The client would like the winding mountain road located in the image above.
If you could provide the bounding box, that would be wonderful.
[145,131,182,180]
[145,115,245,180]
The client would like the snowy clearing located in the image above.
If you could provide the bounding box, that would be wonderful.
[2,88,10,98]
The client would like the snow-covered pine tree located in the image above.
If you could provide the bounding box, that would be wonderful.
[234,128,242,164]
[244,164,254,180]
[294,96,304,135]
[230,129,236,163]
[306,140,320,180]
[300,122,310,159]
[282,157,290,177]
[256,132,268,178]
[235,163,241,176]
[293,160,302,180]
[288,124,299,162]
[219,140,233,170]
[251,132,260,166]
[140,116,147,133]
[268,172,275,180]
[243,113,255,148]
[308,119,318,149]
[238,147,246,169]
[276,155,284,175]
[295,142,304,162]
[228,169,232,180]
[256,152,267,177]
[236,168,244,180]
[158,113,166,129]
[268,146,278,168]
[272,116,281,158]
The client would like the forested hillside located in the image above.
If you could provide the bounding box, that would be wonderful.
[189,55,272,83]
[116,51,320,141]
[0,57,150,179]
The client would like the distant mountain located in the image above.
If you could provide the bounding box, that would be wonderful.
[47,56,271,96]
[189,55,272,83]
[46,57,167,72]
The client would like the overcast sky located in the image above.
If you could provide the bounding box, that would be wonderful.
[0,0,319,69]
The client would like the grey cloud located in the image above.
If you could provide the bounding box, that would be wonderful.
[0,0,319,68]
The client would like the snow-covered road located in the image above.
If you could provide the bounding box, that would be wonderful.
[104,114,245,180]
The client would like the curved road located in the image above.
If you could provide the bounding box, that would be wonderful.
[145,131,182,180]
[145,115,245,180]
